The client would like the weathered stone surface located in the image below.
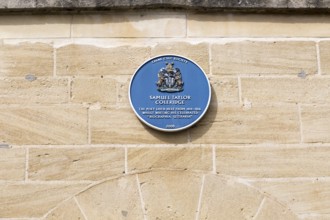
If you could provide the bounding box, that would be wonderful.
[127,147,212,172]
[253,181,330,214]
[188,14,330,37]
[71,78,116,104]
[211,41,317,75]
[0,15,71,38]
[217,146,330,178]
[190,105,300,144]
[116,75,131,106]
[319,41,330,75]
[44,198,85,220]
[255,198,298,220]
[199,174,264,219]
[90,107,188,144]
[139,171,202,220]
[56,44,150,76]
[209,76,239,105]
[0,78,68,104]
[29,147,124,181]
[0,43,53,77]
[76,175,144,220]
[301,105,330,143]
[151,42,209,74]
[72,12,186,38]
[0,148,25,181]
[241,77,330,104]
[0,183,87,218]
[0,106,88,145]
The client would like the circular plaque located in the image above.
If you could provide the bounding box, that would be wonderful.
[129,55,211,132]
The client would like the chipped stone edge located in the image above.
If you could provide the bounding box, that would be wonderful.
[1,0,330,14]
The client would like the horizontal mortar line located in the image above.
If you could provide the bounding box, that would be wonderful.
[0,218,41,220]
[238,75,330,78]
[246,177,330,182]
[0,76,72,80]
[10,143,330,149]
[0,180,97,185]
[3,37,330,45]
[20,144,211,149]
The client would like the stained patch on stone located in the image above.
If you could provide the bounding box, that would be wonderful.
[25,74,37,82]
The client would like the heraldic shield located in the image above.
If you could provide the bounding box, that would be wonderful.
[156,62,184,92]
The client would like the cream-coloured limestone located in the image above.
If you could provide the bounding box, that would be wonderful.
[0,15,71,38]
[138,171,202,220]
[90,107,188,144]
[211,41,317,75]
[0,183,88,218]
[0,148,25,181]
[116,75,131,106]
[0,43,53,77]
[190,105,300,144]
[151,42,209,74]
[42,171,298,220]
[0,106,88,145]
[29,147,124,181]
[56,44,150,76]
[76,175,144,220]
[72,12,186,37]
[217,146,330,178]
[44,198,85,220]
[127,147,212,172]
[255,198,298,220]
[301,105,330,143]
[188,14,330,37]
[71,78,116,104]
[209,76,239,104]
[199,174,264,219]
[319,41,330,75]
[0,78,68,104]
[253,181,330,214]
[242,77,330,104]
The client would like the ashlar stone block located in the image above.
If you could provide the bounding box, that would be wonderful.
[29,147,125,181]
[211,41,317,75]
[0,43,53,77]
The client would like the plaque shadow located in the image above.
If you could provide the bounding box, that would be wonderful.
[139,85,217,144]
[187,85,218,142]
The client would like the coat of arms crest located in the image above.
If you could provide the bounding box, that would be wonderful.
[156,62,184,92]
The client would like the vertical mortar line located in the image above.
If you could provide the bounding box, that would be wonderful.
[252,197,266,220]
[195,174,206,220]
[298,103,304,144]
[316,41,322,75]
[136,174,148,220]
[238,76,243,105]
[208,43,212,75]
[185,11,188,38]
[125,147,128,174]
[70,15,74,38]
[187,130,192,143]
[25,147,29,182]
[212,145,217,174]
[73,196,89,220]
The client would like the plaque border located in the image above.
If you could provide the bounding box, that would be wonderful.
[128,54,211,132]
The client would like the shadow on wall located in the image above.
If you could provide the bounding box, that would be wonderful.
[144,85,217,144]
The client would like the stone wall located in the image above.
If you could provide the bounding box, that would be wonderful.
[1,4,330,220]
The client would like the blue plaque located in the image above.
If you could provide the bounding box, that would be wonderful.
[129,55,211,132]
